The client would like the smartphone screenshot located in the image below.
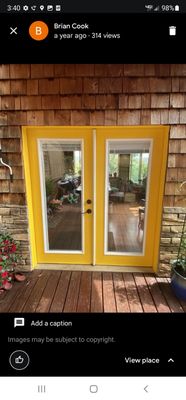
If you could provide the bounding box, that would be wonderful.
[0,0,186,398]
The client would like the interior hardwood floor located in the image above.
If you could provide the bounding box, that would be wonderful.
[47,202,142,253]
[48,204,82,250]
[108,202,143,252]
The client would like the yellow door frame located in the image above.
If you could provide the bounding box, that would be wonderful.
[22,127,93,266]
[95,126,169,272]
[22,125,169,273]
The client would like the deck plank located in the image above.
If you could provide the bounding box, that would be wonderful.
[0,277,32,312]
[9,270,42,313]
[176,299,186,312]
[144,275,171,313]
[157,277,184,313]
[36,271,61,313]
[77,272,92,312]
[103,272,116,312]
[113,273,130,312]
[91,272,103,312]
[63,271,81,312]
[22,271,50,312]
[123,273,143,312]
[50,271,71,312]
[133,274,157,313]
[0,269,185,313]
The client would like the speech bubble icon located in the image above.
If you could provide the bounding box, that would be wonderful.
[14,318,25,327]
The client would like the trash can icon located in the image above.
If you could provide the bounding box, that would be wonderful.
[169,26,176,36]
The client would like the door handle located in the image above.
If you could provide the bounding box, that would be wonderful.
[81,209,92,214]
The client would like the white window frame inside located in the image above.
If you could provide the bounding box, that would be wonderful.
[38,138,84,255]
[104,138,153,257]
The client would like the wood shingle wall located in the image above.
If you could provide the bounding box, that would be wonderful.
[0,64,186,273]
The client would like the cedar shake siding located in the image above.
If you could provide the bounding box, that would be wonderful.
[0,64,186,274]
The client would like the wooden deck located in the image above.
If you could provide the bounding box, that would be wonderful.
[0,270,186,313]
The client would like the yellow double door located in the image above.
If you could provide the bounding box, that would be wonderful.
[23,126,169,272]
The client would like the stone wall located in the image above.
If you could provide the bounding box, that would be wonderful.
[0,204,30,270]
[159,208,186,275]
[0,64,186,274]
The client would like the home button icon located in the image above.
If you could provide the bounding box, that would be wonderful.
[90,385,98,393]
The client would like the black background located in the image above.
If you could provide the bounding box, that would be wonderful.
[1,14,186,63]
[2,314,185,376]
[1,0,186,13]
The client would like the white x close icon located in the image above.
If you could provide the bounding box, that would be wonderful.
[10,27,18,35]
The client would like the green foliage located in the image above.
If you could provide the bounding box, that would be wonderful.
[109,154,119,175]
[141,155,149,179]
[109,152,149,182]
[45,178,56,198]
[130,153,149,183]
[74,150,81,175]
[130,154,140,182]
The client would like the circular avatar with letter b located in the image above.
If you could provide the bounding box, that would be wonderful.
[29,21,49,40]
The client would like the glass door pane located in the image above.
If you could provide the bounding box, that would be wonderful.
[39,140,83,253]
[106,140,151,254]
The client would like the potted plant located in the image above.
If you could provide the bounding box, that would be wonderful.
[0,232,24,293]
[171,211,186,301]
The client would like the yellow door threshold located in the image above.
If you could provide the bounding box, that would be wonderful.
[35,264,154,273]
